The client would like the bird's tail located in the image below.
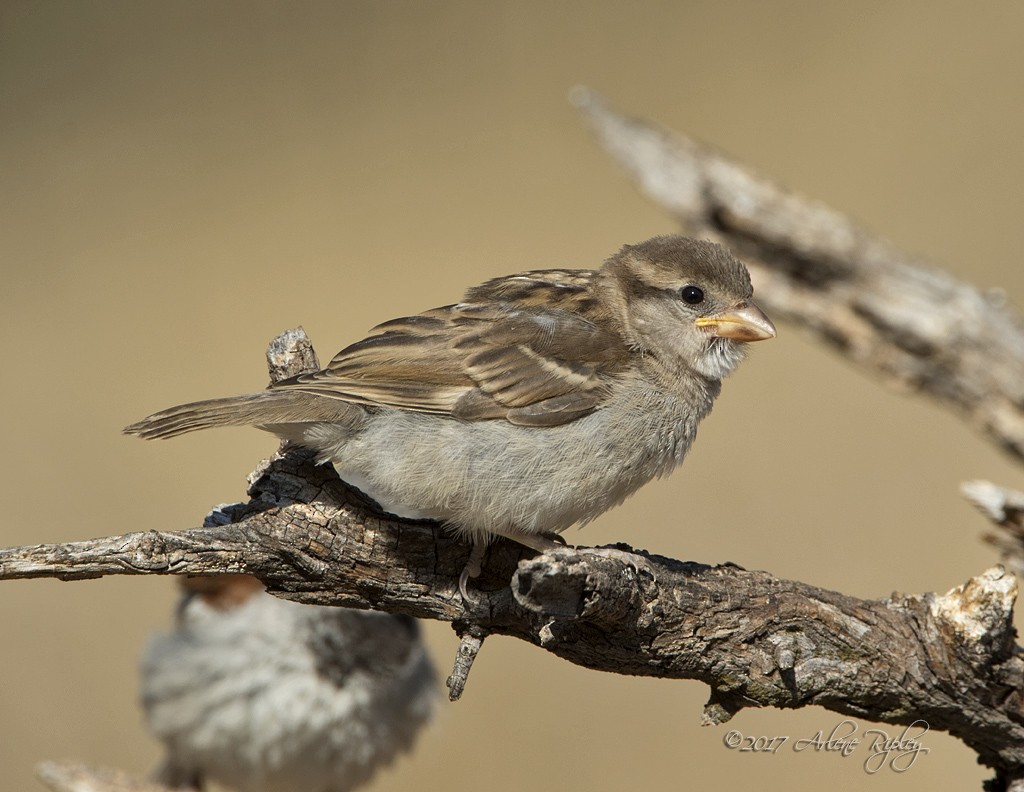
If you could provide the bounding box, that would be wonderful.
[123,390,352,440]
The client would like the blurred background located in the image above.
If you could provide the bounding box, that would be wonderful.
[3,2,1024,790]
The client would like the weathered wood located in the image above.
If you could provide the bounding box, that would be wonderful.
[2,444,1022,772]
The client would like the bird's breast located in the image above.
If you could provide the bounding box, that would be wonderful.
[320,378,712,541]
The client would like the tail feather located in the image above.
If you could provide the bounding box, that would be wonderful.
[124,390,357,440]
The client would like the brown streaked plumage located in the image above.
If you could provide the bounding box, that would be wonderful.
[126,235,776,597]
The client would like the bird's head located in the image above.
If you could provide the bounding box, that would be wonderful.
[601,235,776,380]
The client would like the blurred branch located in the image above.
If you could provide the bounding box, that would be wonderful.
[964,480,1024,577]
[36,761,173,792]
[573,86,1024,463]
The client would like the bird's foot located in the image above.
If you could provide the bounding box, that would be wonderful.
[459,541,488,604]
[499,531,566,555]
[457,535,648,603]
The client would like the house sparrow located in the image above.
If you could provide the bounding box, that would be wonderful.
[142,573,436,792]
[125,235,775,595]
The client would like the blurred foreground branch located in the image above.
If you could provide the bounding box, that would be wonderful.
[8,96,1024,790]
[36,762,172,792]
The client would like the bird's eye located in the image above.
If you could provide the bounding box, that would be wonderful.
[680,285,705,305]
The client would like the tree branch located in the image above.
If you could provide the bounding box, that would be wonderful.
[572,86,1024,463]
[2,442,1023,773]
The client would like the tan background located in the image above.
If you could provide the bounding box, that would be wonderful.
[3,2,1024,790]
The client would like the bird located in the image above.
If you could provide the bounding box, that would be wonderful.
[141,572,437,792]
[125,235,776,596]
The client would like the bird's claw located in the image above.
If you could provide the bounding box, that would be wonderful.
[459,541,487,605]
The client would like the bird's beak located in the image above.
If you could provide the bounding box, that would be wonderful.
[695,300,776,342]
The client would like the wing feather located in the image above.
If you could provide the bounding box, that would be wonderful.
[271,269,627,426]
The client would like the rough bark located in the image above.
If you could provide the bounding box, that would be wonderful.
[2,439,1023,775]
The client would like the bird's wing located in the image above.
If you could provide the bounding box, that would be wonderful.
[272,269,627,426]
